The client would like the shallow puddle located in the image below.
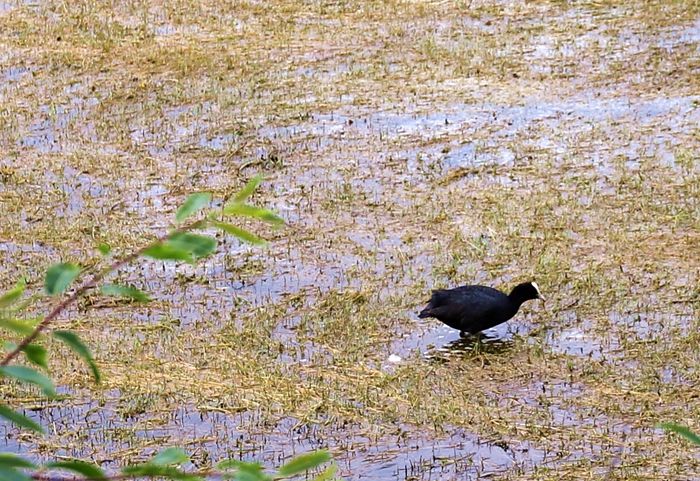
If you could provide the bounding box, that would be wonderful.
[2,401,553,480]
[2,1,700,479]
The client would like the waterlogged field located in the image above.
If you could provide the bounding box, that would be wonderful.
[1,1,699,479]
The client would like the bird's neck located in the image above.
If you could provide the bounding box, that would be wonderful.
[508,292,530,309]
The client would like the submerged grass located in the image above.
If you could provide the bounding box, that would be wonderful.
[1,0,700,479]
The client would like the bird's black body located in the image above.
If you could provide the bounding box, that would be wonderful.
[419,282,543,334]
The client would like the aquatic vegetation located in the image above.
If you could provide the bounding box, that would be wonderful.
[1,0,699,478]
[0,181,334,480]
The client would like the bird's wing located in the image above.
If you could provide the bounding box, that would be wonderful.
[421,286,508,329]
[455,296,501,321]
[450,285,504,299]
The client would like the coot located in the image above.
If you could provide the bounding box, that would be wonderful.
[419,282,544,334]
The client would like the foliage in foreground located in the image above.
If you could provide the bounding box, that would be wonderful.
[658,423,700,446]
[0,176,336,481]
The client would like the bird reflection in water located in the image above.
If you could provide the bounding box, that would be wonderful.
[424,332,515,362]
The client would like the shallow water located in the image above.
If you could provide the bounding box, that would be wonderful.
[0,400,560,480]
[2,1,700,479]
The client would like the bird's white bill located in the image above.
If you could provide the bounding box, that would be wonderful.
[532,281,545,301]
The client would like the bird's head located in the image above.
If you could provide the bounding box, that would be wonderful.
[510,281,545,303]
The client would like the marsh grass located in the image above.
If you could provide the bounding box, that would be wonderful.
[1,0,700,479]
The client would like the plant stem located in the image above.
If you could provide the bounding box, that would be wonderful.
[1,220,204,366]
[31,469,218,481]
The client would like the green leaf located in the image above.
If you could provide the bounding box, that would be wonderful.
[176,192,212,223]
[0,318,39,336]
[0,365,55,396]
[222,204,284,225]
[122,464,199,481]
[0,454,36,469]
[0,466,32,481]
[277,451,331,476]
[44,263,80,296]
[658,422,700,445]
[232,175,263,204]
[312,463,337,481]
[52,330,100,383]
[100,284,150,302]
[167,233,217,259]
[151,448,189,466]
[232,471,269,481]
[23,344,48,369]
[0,405,43,434]
[2,295,39,315]
[212,222,266,245]
[0,280,25,308]
[142,243,194,263]
[217,460,270,481]
[46,461,105,480]
[97,243,111,256]
[217,460,263,473]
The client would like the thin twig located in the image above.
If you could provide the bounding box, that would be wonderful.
[31,470,217,481]
[1,219,204,367]
[31,470,219,481]
[32,475,133,481]
[29,467,306,481]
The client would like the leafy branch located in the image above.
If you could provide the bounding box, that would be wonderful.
[0,176,335,481]
[2,448,335,481]
[0,217,204,368]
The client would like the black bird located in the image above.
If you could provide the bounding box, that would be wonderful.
[418,282,544,335]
